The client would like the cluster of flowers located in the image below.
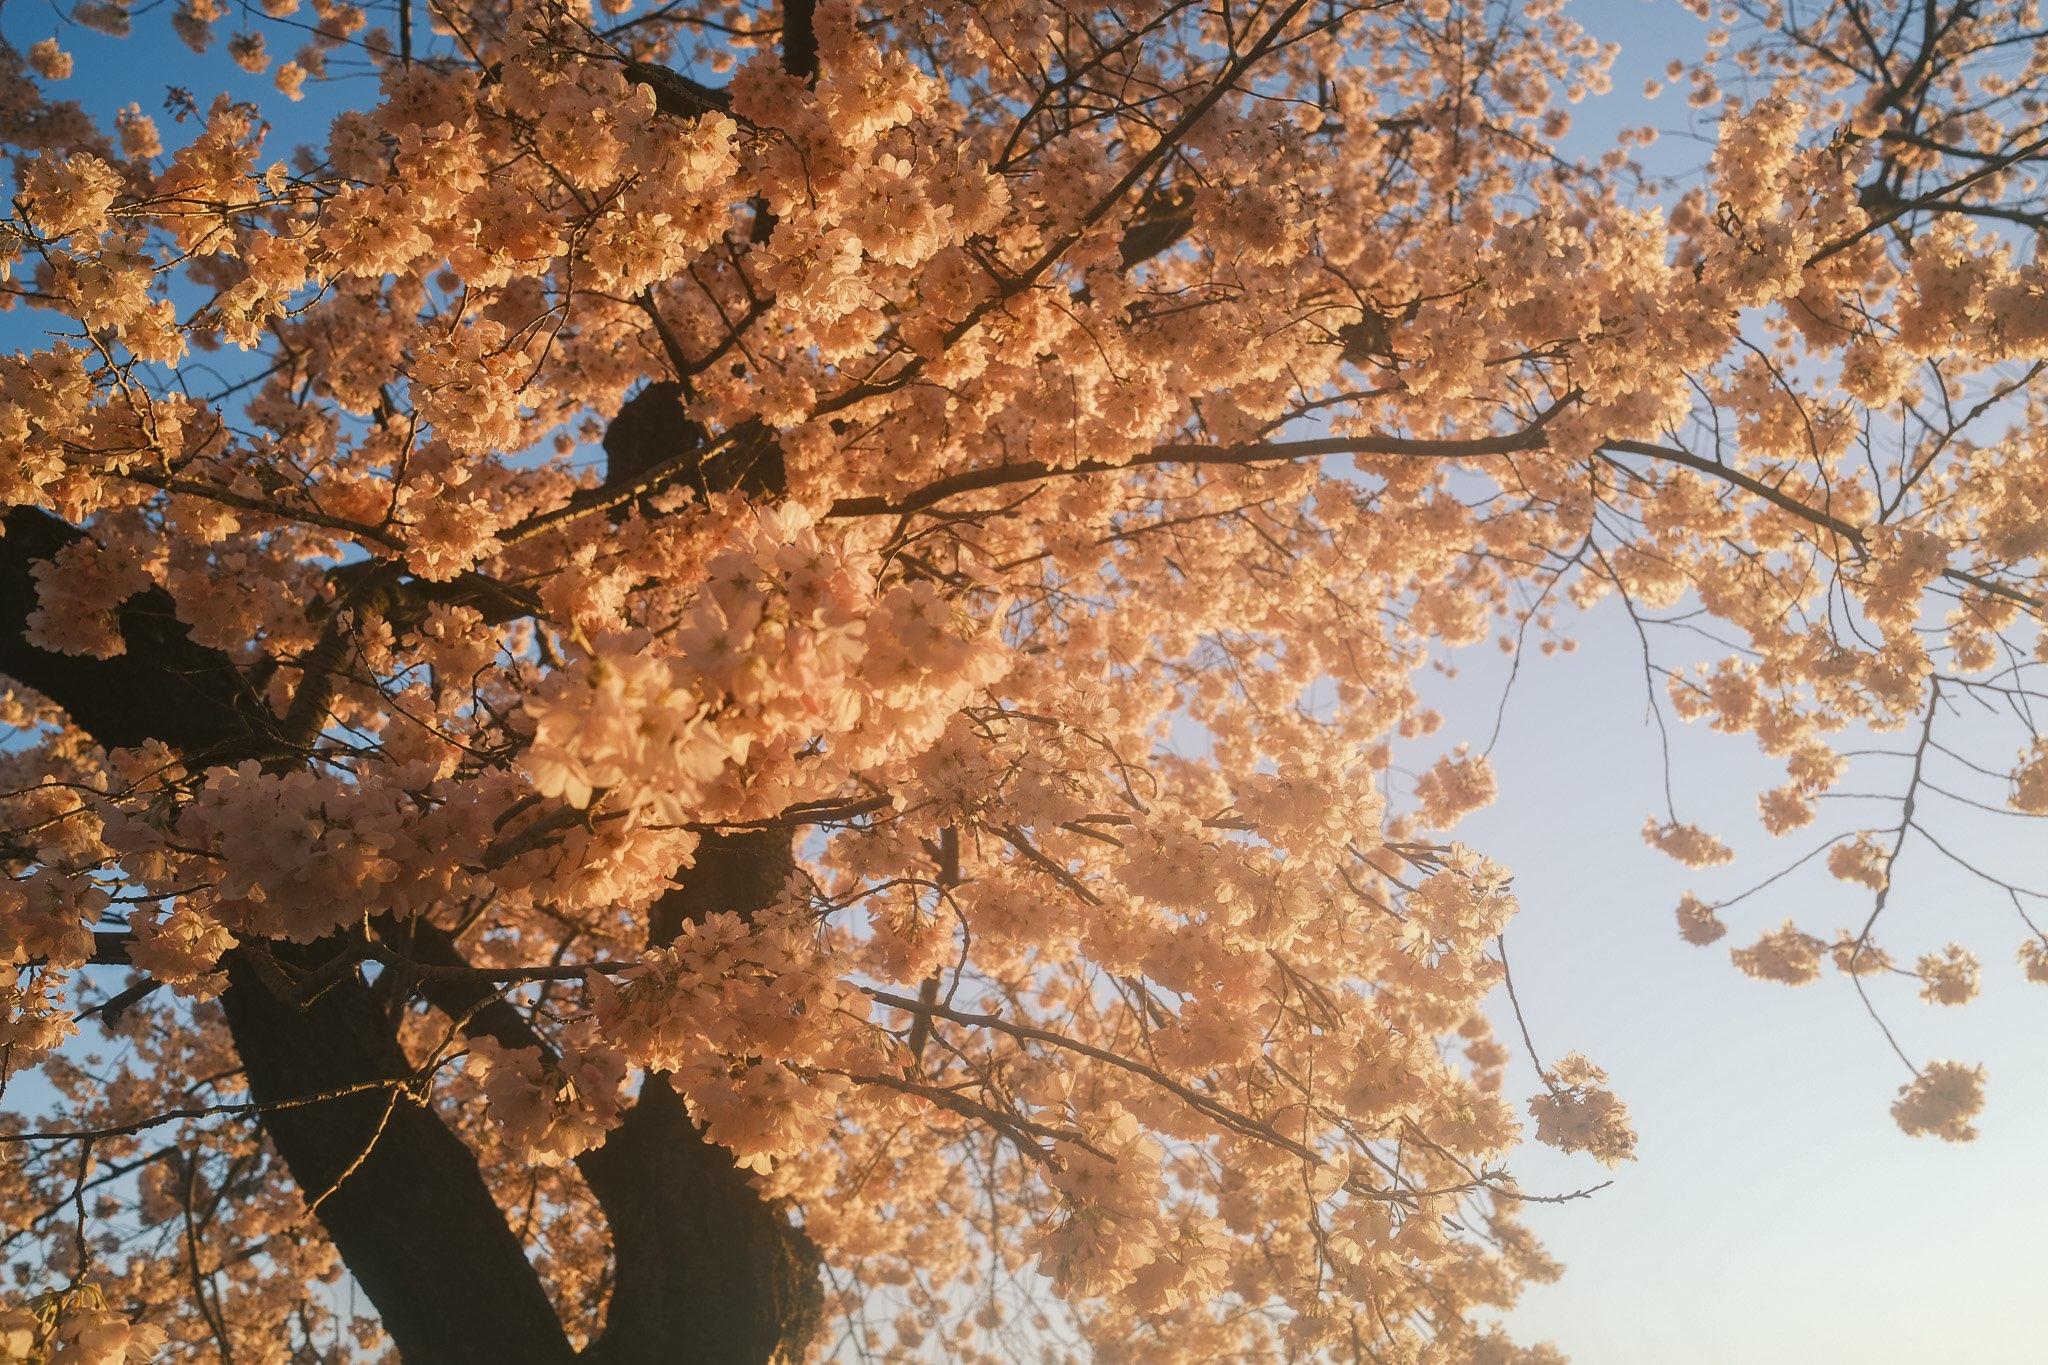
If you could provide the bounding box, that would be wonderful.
[0,1285,165,1364]
[522,506,1009,823]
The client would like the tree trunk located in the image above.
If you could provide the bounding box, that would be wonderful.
[220,945,578,1363]
[582,830,823,1363]
[0,512,823,1362]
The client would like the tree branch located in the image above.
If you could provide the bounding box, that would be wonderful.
[824,429,1549,519]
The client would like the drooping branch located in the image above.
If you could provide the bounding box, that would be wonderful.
[823,429,1551,519]
[1603,439,2045,613]
[805,424,2041,616]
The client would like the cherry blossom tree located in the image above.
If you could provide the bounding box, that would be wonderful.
[0,0,2044,1357]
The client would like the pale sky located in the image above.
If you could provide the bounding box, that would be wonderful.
[1444,602,2048,1363]
[1453,7,2048,1358]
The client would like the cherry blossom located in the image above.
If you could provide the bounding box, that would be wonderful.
[0,0,2042,1357]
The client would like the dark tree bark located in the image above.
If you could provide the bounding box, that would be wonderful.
[220,946,579,1363]
[781,0,819,81]
[0,508,276,759]
[584,833,822,1363]
[603,385,785,505]
[1,520,820,1361]
[385,838,825,1365]
[580,1076,821,1365]
[1117,185,1196,270]
[0,511,576,1358]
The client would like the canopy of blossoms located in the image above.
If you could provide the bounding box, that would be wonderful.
[0,0,2043,1358]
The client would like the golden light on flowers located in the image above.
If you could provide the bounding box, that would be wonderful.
[0,0,2042,1358]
